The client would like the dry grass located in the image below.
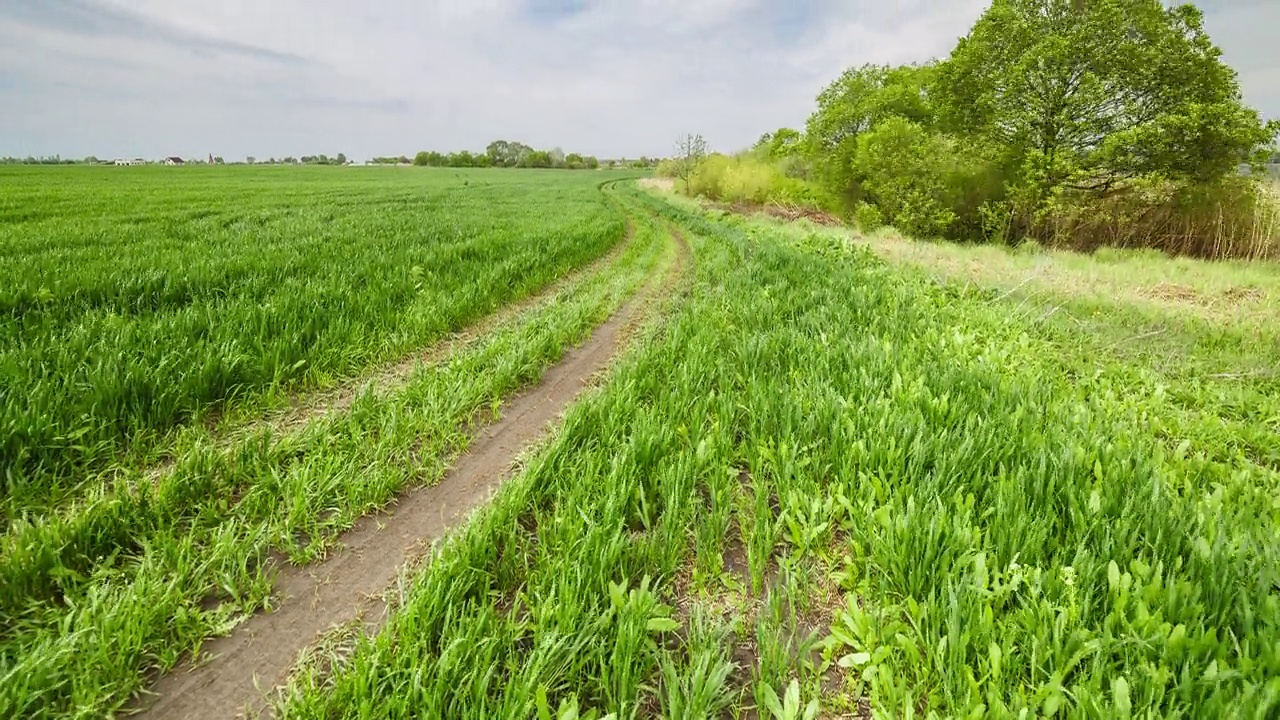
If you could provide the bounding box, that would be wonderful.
[1025,178,1280,260]
[784,223,1280,334]
[638,177,675,192]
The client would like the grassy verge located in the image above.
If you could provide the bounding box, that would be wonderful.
[768,219,1280,476]
[0,189,668,719]
[277,186,1278,718]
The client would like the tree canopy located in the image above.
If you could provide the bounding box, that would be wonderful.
[934,0,1276,195]
[791,0,1278,250]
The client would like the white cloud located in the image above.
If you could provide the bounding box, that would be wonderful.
[0,0,1273,161]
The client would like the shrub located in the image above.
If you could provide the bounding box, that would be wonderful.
[854,202,884,232]
[852,118,958,238]
[719,160,774,204]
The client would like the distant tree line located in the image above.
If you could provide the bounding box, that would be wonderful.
[1,156,93,165]
[402,141,602,170]
[247,155,348,165]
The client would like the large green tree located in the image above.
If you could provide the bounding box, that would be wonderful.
[934,0,1277,197]
[804,64,936,204]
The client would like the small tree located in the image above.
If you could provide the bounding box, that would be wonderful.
[673,134,708,193]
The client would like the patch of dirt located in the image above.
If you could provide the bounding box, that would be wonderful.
[129,222,688,720]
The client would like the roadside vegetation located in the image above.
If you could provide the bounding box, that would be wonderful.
[272,184,1278,717]
[660,0,1280,259]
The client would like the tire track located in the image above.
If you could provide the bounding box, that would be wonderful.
[129,222,688,720]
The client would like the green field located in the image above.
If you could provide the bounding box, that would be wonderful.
[0,166,625,517]
[1,168,1278,718]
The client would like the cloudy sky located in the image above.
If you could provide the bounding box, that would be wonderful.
[1,0,1276,161]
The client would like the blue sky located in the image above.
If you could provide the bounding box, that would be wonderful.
[0,0,1276,161]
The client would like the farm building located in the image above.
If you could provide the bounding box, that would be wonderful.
[164,156,185,165]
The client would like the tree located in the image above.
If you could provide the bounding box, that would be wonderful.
[336,153,347,165]
[673,134,708,192]
[522,150,554,168]
[851,118,961,237]
[414,151,446,166]
[246,156,256,165]
[804,64,936,204]
[754,128,803,159]
[933,0,1278,199]
[486,140,533,167]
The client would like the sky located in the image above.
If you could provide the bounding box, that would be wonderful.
[1,0,1277,162]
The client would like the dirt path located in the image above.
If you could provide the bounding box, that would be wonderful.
[129,227,635,492]
[130,226,688,719]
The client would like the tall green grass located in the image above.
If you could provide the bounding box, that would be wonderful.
[0,166,628,518]
[278,186,1278,717]
[0,185,670,718]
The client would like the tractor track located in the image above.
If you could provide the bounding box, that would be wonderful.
[129,218,689,720]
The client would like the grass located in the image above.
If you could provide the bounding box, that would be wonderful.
[0,175,664,717]
[5,170,1278,718]
[0,166,629,518]
[271,185,1278,717]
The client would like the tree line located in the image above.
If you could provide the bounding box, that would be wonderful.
[369,141,661,170]
[671,0,1280,259]
[398,141,603,169]
[2,156,92,165]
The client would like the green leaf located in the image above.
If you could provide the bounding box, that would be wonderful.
[536,687,553,720]
[1043,689,1064,716]
[1113,676,1131,717]
[784,679,801,714]
[645,617,680,633]
[759,683,785,718]
[838,652,872,668]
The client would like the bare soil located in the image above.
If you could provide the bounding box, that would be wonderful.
[129,227,687,720]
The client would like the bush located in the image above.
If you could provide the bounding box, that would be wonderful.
[852,118,958,238]
[687,155,732,198]
[854,202,884,232]
[719,160,773,204]
[655,159,679,178]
